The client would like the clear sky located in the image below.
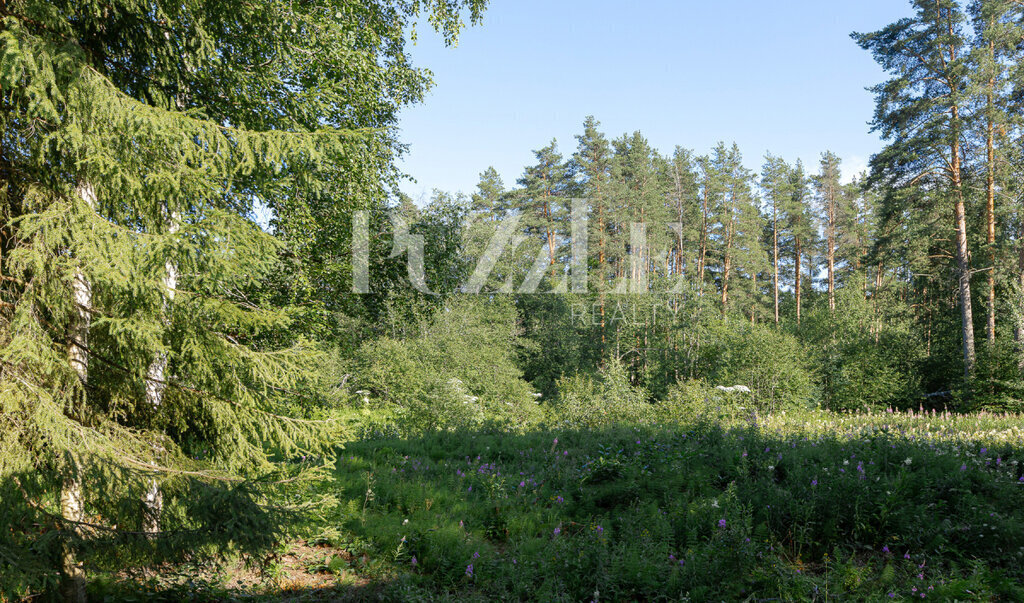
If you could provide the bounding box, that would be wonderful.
[396,0,917,202]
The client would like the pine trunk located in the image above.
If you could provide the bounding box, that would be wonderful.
[722,218,733,319]
[698,183,709,295]
[751,272,757,325]
[952,137,976,381]
[795,237,802,325]
[773,199,779,324]
[827,185,836,313]
[986,70,997,347]
[1017,228,1024,370]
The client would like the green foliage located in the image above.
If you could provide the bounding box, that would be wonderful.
[696,321,816,412]
[0,0,488,596]
[661,379,753,423]
[802,287,923,411]
[352,297,542,432]
[291,411,1024,601]
[550,358,652,428]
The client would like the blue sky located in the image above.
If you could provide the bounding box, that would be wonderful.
[396,0,916,202]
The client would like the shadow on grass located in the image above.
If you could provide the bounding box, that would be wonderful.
[4,416,1024,600]
[324,418,1024,601]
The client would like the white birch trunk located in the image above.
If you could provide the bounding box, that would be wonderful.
[142,210,179,534]
[62,181,95,602]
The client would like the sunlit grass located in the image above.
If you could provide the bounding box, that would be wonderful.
[312,410,1024,600]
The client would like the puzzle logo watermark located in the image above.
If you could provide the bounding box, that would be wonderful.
[351,200,697,297]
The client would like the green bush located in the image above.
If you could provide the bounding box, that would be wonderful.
[800,288,921,411]
[660,379,757,423]
[696,321,816,412]
[551,358,653,428]
[351,297,543,431]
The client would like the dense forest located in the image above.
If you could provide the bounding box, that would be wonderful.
[3,0,1024,600]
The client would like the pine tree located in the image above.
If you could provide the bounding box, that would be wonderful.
[969,0,1024,347]
[517,140,573,290]
[815,152,844,313]
[855,0,978,382]
[610,132,671,294]
[668,147,701,286]
[572,117,614,342]
[785,160,816,325]
[707,143,764,319]
[761,154,794,325]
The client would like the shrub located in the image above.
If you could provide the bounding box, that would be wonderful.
[696,321,815,412]
[800,288,920,411]
[660,379,758,423]
[351,297,542,431]
[550,358,653,428]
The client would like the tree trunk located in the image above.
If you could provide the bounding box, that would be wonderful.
[721,219,733,319]
[62,181,95,603]
[698,182,709,295]
[598,199,606,344]
[986,63,997,347]
[751,272,757,325]
[142,209,179,534]
[773,199,779,324]
[60,468,86,603]
[1017,225,1024,370]
[827,183,836,313]
[952,136,976,381]
[795,237,803,325]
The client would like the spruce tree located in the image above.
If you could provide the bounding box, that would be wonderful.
[0,0,486,597]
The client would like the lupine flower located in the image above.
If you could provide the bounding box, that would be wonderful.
[883,546,890,553]
[465,564,474,577]
[553,527,561,535]
[411,557,418,566]
[718,519,727,528]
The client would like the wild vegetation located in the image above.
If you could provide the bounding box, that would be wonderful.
[3,0,1024,600]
